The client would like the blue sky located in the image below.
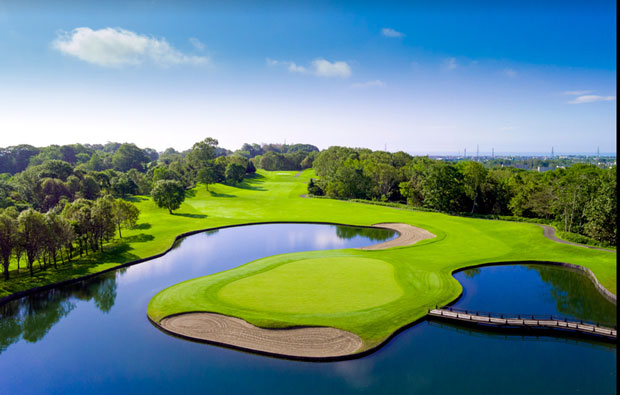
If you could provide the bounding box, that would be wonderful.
[0,0,616,154]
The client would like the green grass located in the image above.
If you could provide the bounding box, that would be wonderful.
[2,170,616,351]
[218,257,404,314]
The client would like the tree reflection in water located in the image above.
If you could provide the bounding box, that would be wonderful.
[335,225,395,242]
[527,264,617,326]
[0,272,118,353]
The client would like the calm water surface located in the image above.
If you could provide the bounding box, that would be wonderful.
[0,224,615,394]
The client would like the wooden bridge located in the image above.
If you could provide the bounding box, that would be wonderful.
[428,307,616,341]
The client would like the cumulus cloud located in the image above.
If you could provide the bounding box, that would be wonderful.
[381,28,404,38]
[52,27,208,67]
[267,57,351,78]
[350,80,386,89]
[442,57,457,70]
[568,95,616,104]
[312,59,351,78]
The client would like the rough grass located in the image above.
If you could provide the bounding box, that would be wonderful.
[142,170,616,350]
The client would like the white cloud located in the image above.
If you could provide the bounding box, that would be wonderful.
[381,28,404,38]
[267,57,351,78]
[288,62,307,73]
[189,37,205,51]
[350,80,386,89]
[312,59,351,78]
[52,27,208,67]
[568,95,616,104]
[564,90,593,96]
[443,57,457,70]
[503,68,517,78]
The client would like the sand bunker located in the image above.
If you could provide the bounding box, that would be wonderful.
[158,312,363,359]
[358,223,435,250]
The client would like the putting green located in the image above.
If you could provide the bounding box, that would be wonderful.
[218,257,403,314]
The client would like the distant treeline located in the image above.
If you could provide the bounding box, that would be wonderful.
[309,147,616,246]
[0,141,615,248]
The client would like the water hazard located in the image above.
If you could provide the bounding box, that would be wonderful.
[0,224,615,394]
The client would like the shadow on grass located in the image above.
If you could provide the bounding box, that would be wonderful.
[172,213,207,219]
[133,223,151,230]
[124,196,149,203]
[209,191,236,198]
[233,173,267,191]
[123,233,155,243]
[185,189,197,198]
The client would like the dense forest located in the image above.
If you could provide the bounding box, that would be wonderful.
[0,139,616,282]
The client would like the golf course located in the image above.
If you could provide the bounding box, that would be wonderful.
[136,169,617,358]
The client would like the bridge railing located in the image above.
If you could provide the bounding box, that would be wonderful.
[430,305,616,330]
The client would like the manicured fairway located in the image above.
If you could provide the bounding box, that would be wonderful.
[143,170,616,352]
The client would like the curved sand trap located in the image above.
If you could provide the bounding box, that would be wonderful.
[359,223,435,250]
[159,312,363,359]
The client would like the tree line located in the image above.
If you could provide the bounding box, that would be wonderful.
[0,197,138,280]
[309,146,616,246]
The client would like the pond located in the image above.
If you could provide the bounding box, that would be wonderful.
[0,224,615,394]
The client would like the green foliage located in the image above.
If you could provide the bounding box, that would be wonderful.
[0,211,18,279]
[197,162,219,190]
[225,163,246,185]
[188,137,218,168]
[151,180,186,214]
[112,143,149,172]
[112,199,140,238]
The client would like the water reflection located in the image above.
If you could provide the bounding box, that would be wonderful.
[0,273,117,352]
[335,226,395,242]
[531,264,617,325]
[453,263,616,326]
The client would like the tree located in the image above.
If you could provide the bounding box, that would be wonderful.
[583,168,616,244]
[62,199,93,256]
[112,143,149,172]
[110,173,138,197]
[43,211,71,268]
[151,180,185,214]
[18,208,46,276]
[188,137,218,168]
[91,197,116,251]
[0,211,17,280]
[113,200,140,238]
[225,163,246,185]
[197,162,219,191]
[461,161,488,214]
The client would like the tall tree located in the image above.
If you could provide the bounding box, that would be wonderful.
[112,144,149,172]
[17,209,46,276]
[113,200,140,238]
[0,211,17,280]
[461,161,488,214]
[224,163,246,185]
[151,180,186,214]
[188,138,218,168]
